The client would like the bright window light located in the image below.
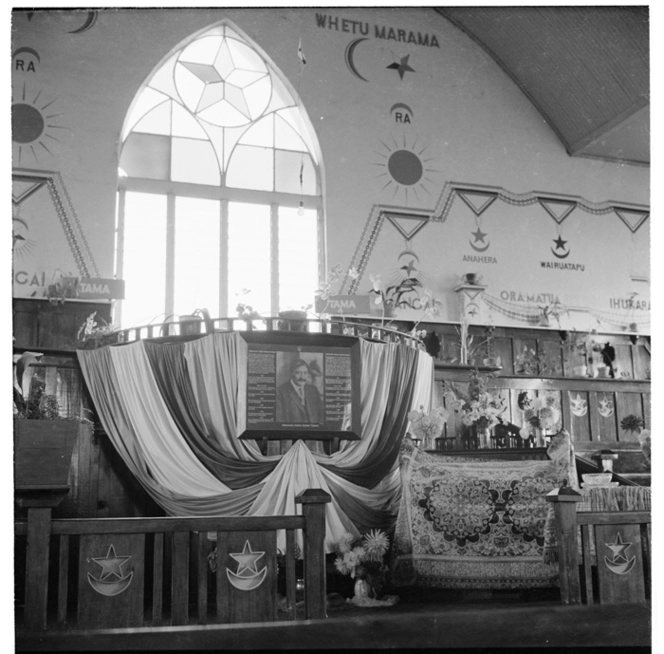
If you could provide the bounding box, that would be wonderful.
[174,197,220,317]
[122,192,167,327]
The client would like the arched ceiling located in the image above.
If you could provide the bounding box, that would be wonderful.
[435,6,649,166]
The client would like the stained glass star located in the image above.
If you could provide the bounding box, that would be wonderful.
[472,228,487,243]
[230,540,265,575]
[553,235,568,251]
[92,545,131,580]
[387,55,415,80]
[605,533,631,561]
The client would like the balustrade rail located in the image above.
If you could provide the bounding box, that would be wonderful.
[546,491,651,605]
[107,315,424,349]
[15,488,330,634]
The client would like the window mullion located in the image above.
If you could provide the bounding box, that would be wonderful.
[270,203,279,315]
[165,193,176,320]
[114,188,126,327]
[220,199,228,315]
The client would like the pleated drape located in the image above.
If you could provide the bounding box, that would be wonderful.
[77,332,434,551]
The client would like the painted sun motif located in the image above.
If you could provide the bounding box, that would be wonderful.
[12,84,64,164]
[372,136,437,202]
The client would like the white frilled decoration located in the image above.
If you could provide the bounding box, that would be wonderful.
[77,332,434,552]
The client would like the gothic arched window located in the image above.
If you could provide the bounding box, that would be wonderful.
[116,22,322,328]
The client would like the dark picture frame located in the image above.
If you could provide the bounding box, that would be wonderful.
[238,331,362,442]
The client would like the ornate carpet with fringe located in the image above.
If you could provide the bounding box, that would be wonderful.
[392,439,571,589]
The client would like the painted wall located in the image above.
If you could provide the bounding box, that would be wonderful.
[11,7,650,334]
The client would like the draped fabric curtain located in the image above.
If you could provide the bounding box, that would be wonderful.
[77,332,433,551]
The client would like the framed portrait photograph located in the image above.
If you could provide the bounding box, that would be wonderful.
[238,331,362,442]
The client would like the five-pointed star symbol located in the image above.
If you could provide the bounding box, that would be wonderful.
[92,545,131,580]
[467,306,479,317]
[401,259,417,276]
[553,235,568,251]
[605,532,631,561]
[472,228,488,243]
[230,540,265,575]
[387,55,415,80]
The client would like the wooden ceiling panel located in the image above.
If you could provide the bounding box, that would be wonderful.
[435,6,649,164]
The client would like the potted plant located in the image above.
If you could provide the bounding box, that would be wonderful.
[13,353,85,488]
[76,311,121,349]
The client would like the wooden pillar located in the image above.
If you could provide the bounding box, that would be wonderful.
[16,487,70,632]
[296,489,331,620]
[546,489,583,605]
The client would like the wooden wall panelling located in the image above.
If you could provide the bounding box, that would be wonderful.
[642,393,651,431]
[565,390,591,444]
[632,343,650,380]
[512,337,538,375]
[13,299,113,351]
[590,391,619,444]
[615,393,646,443]
[613,343,635,379]
[538,339,564,376]
[492,336,514,374]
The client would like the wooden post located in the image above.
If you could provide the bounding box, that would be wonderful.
[546,489,583,605]
[296,489,331,620]
[16,487,70,632]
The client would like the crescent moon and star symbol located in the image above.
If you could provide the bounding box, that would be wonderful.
[466,302,481,318]
[12,47,41,63]
[345,38,369,81]
[598,397,615,418]
[68,10,98,34]
[551,235,570,259]
[470,227,490,252]
[87,544,133,597]
[604,532,637,575]
[570,394,588,417]
[387,54,415,80]
[226,540,268,591]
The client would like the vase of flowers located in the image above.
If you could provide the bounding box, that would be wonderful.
[333,530,390,600]
[518,392,561,447]
[620,414,650,462]
[407,405,449,450]
[444,369,506,449]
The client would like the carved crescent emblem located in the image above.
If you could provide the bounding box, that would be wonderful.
[604,532,636,575]
[570,394,588,417]
[226,540,268,591]
[598,398,614,418]
[87,544,133,596]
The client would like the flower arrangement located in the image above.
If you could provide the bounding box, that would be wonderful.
[407,405,449,449]
[517,392,561,440]
[333,530,391,596]
[444,368,506,431]
[619,415,649,462]
[76,311,119,348]
[620,414,645,433]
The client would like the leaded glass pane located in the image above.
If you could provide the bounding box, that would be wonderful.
[275,150,316,195]
[171,137,221,185]
[239,114,274,148]
[132,100,172,136]
[119,133,170,179]
[123,87,170,139]
[171,101,208,139]
[274,114,307,152]
[226,144,273,191]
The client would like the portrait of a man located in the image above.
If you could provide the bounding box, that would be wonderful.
[275,357,323,424]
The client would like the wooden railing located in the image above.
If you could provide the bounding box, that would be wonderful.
[107,315,424,350]
[546,490,651,605]
[15,487,331,633]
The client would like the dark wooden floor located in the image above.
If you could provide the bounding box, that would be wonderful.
[16,587,651,652]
